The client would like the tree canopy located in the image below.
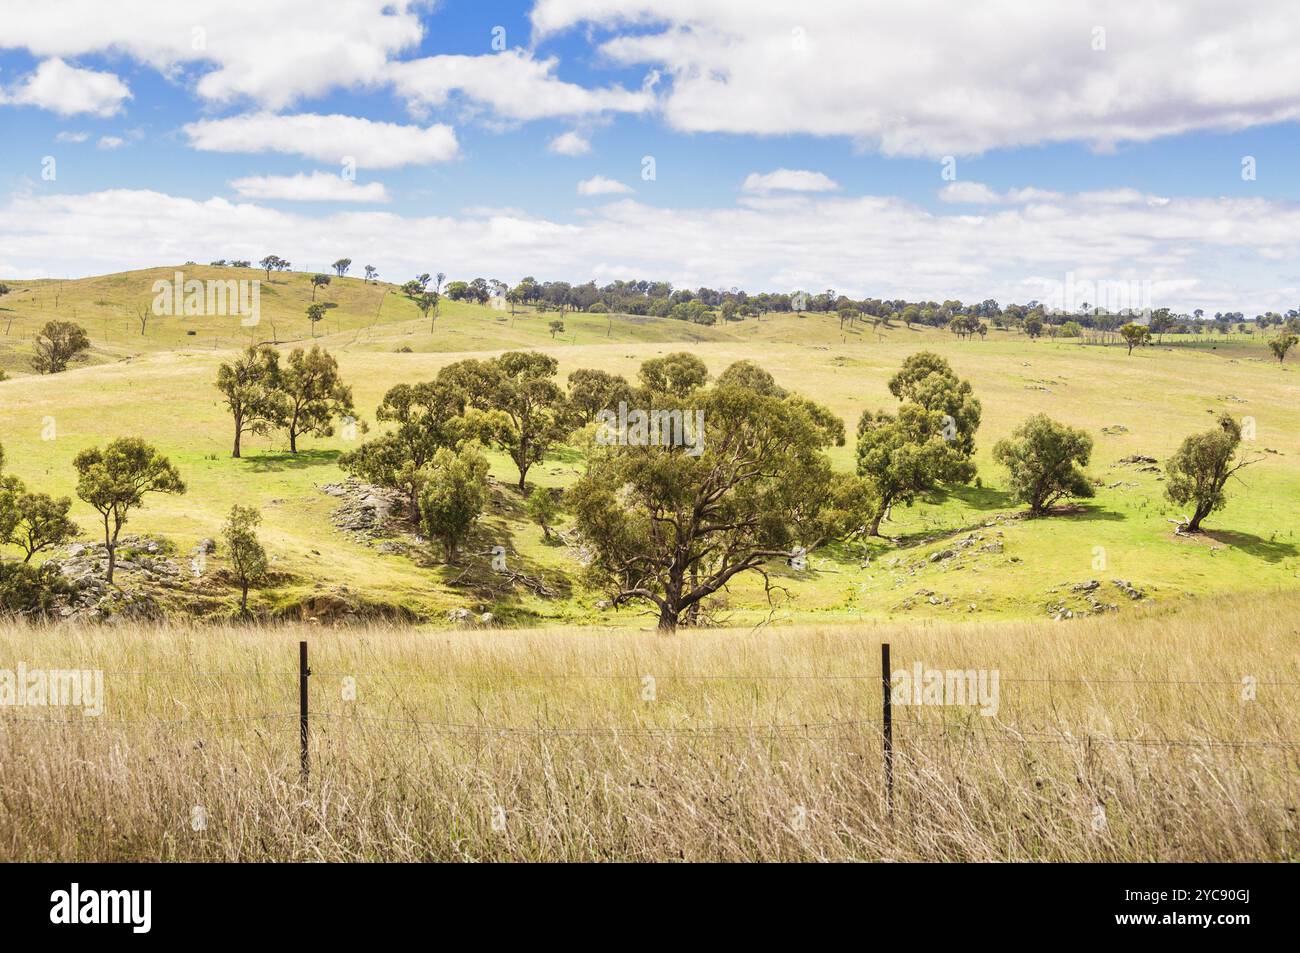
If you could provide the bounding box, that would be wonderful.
[73,438,185,584]
[570,370,870,631]
[855,352,981,535]
[282,346,357,453]
[215,345,289,458]
[1165,414,1257,532]
[993,414,1094,515]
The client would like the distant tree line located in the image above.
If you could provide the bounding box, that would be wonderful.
[137,255,1300,344]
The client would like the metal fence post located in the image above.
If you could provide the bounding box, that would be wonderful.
[299,640,310,782]
[881,642,893,814]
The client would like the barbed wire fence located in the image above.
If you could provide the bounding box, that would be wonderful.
[3,641,1297,813]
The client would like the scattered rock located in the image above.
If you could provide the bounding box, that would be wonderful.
[323,479,407,536]
[1112,579,1145,600]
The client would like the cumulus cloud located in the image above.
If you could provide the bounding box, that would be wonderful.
[388,49,654,121]
[230,171,390,203]
[96,135,125,149]
[577,175,633,195]
[54,130,89,143]
[9,0,1300,157]
[938,182,1003,204]
[0,3,651,124]
[182,112,458,168]
[0,0,421,109]
[532,0,1300,156]
[741,169,838,194]
[2,58,130,116]
[3,185,1297,314]
[548,130,591,155]
[938,183,1068,205]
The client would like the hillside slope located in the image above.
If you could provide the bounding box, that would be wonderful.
[1,268,1297,624]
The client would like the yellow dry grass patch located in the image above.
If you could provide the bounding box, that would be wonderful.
[1,591,1295,860]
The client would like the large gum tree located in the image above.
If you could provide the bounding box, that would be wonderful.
[570,371,870,632]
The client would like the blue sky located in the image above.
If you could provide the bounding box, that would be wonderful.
[2,1,1299,313]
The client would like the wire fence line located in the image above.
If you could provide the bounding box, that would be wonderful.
[1,707,1295,750]
[19,668,1300,688]
[1,713,1295,749]
[1,645,1296,751]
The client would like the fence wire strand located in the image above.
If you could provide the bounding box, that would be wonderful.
[1,654,1295,749]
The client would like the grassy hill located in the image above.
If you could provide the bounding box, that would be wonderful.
[1,266,1297,625]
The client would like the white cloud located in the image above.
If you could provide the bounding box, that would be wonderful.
[3,185,1298,315]
[0,1,422,109]
[388,49,654,121]
[938,182,1002,204]
[2,58,130,117]
[741,169,838,194]
[54,130,89,143]
[532,0,1300,156]
[577,175,633,196]
[940,182,1069,204]
[96,135,125,149]
[182,112,458,168]
[0,3,651,124]
[548,130,591,156]
[230,171,389,203]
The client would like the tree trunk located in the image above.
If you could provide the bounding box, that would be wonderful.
[105,544,116,585]
[233,426,242,458]
[657,602,680,632]
[517,465,528,492]
[867,505,886,537]
[684,566,700,626]
[240,582,249,614]
[289,428,298,453]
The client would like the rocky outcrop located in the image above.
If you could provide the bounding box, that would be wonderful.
[47,535,178,621]
[322,480,407,536]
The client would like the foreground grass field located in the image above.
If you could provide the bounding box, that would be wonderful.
[0,592,1295,861]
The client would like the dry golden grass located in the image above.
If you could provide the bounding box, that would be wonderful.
[1,593,1296,861]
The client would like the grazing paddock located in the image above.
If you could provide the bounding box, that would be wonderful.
[1,591,1295,861]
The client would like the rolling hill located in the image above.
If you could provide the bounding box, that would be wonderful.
[1,266,1297,625]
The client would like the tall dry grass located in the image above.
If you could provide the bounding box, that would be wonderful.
[0,593,1296,861]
